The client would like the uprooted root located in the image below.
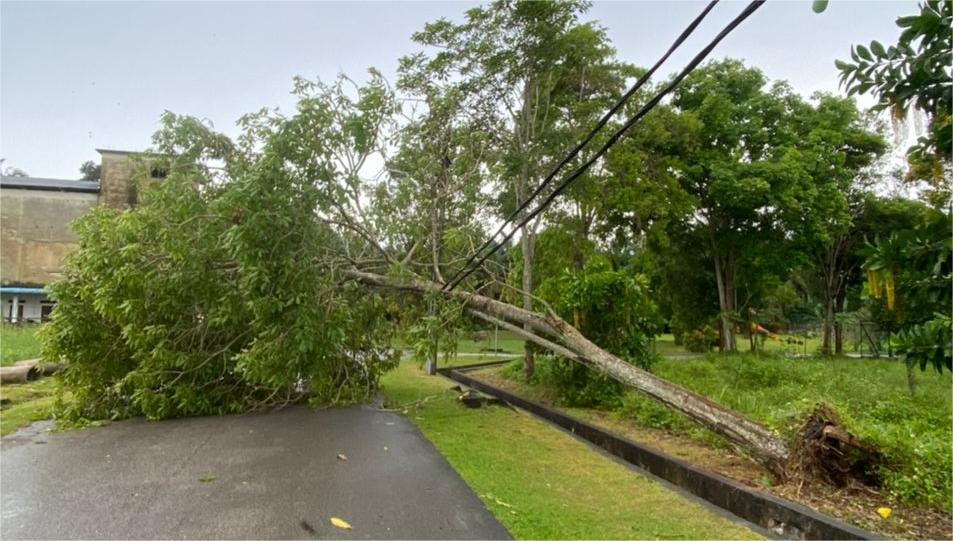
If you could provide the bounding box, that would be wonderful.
[789,404,883,488]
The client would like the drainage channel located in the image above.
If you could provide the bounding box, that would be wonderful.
[437,361,878,541]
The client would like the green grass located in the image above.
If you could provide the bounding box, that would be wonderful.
[0,378,58,436]
[506,352,952,512]
[454,330,526,354]
[0,324,58,436]
[380,360,760,540]
[0,324,44,366]
[649,354,952,510]
[651,333,824,357]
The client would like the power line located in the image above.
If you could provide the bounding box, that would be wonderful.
[444,0,766,292]
[441,0,720,291]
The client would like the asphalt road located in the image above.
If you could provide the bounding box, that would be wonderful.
[0,405,510,540]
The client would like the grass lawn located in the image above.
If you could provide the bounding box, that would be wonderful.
[651,355,952,509]
[454,329,526,355]
[380,360,761,540]
[651,333,825,357]
[491,353,952,515]
[1,324,45,366]
[0,378,58,436]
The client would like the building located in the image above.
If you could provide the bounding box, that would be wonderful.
[0,149,146,322]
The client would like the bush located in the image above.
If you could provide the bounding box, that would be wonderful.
[682,324,718,353]
[531,256,661,407]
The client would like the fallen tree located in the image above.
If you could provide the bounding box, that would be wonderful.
[348,269,792,478]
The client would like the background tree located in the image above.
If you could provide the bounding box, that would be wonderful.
[79,160,102,181]
[797,97,886,355]
[0,159,29,177]
[403,0,629,377]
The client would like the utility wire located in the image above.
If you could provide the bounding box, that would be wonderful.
[441,0,720,291]
[444,0,766,292]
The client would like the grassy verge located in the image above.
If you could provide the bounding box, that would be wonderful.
[380,360,760,540]
[0,378,58,436]
[648,354,952,510]
[1,324,45,366]
[490,352,951,515]
[480,360,953,539]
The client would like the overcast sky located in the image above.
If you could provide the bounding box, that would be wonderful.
[1,0,915,179]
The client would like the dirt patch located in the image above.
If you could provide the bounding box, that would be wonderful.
[469,366,953,541]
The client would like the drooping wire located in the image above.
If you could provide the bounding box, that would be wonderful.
[444,0,766,292]
[441,0,720,291]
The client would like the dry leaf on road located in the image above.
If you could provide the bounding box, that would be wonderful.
[330,517,352,530]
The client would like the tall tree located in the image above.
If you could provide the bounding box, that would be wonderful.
[661,60,812,351]
[402,0,627,376]
[797,96,886,355]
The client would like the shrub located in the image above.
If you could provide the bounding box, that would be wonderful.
[682,324,718,353]
[532,256,662,407]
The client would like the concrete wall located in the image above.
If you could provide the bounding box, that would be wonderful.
[100,150,139,209]
[0,189,99,287]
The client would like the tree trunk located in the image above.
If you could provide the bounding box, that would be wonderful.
[834,292,845,355]
[713,251,737,352]
[521,229,535,380]
[517,79,536,380]
[348,269,791,477]
[821,293,834,357]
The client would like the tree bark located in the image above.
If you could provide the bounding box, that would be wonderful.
[713,250,737,352]
[521,228,535,380]
[348,269,791,477]
[822,292,835,357]
[834,291,845,355]
[517,80,536,381]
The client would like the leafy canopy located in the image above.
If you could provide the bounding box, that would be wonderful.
[43,73,401,421]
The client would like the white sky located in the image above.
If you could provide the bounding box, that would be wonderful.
[1,0,916,179]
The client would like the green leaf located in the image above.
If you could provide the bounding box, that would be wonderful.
[811,0,829,13]
[870,40,886,58]
[856,45,873,61]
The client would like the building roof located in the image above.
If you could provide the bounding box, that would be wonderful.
[0,176,100,194]
[96,148,141,156]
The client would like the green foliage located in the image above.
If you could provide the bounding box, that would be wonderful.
[78,160,101,181]
[532,256,661,406]
[837,1,952,198]
[681,324,718,353]
[42,75,401,422]
[863,209,952,372]
[404,292,463,368]
[604,59,885,352]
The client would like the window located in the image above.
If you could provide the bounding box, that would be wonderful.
[41,302,55,321]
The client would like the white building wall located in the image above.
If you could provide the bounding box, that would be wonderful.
[1,293,47,323]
